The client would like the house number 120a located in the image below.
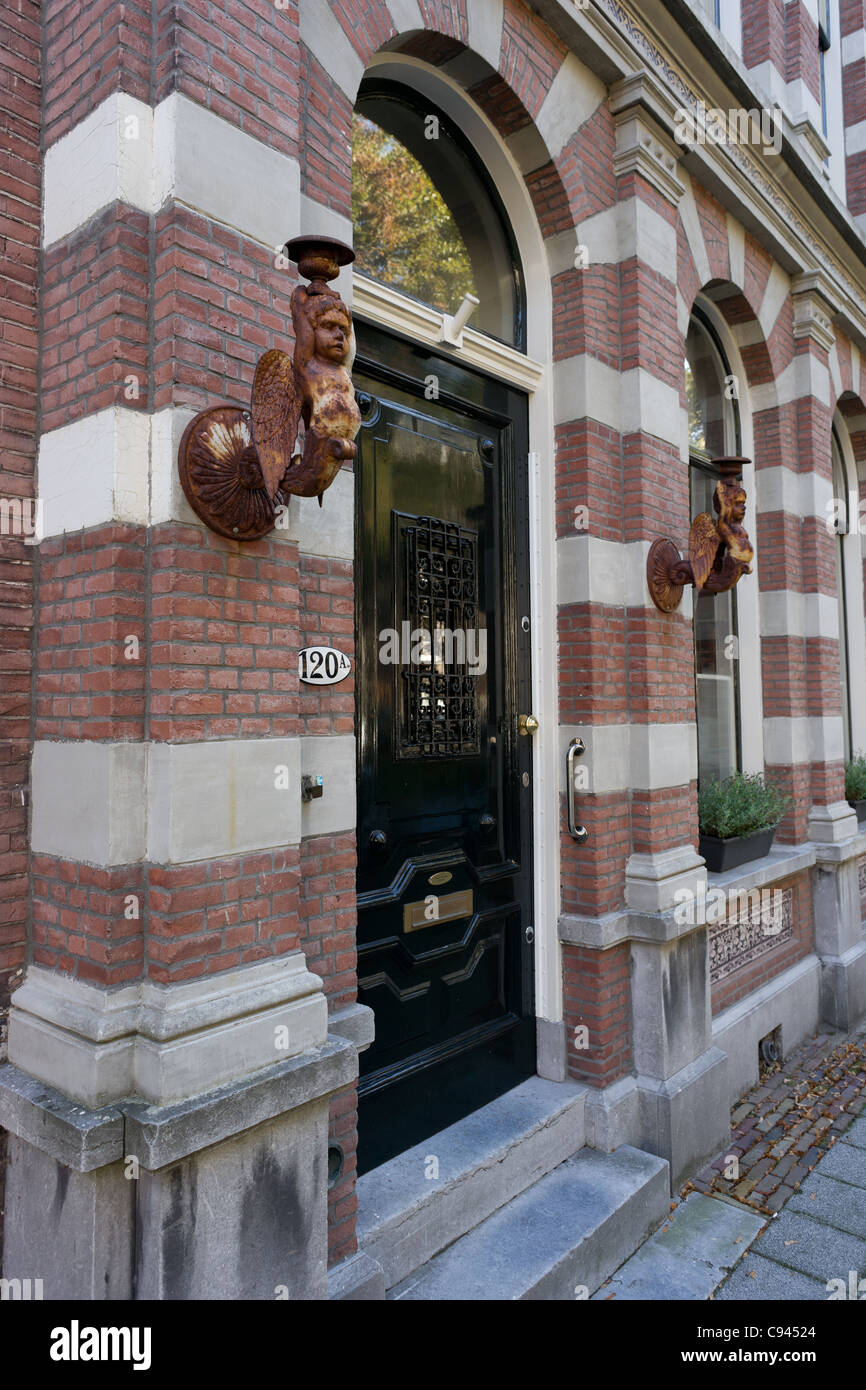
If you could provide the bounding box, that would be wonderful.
[298,646,352,684]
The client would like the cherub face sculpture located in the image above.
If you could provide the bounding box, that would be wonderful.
[313,302,351,364]
[715,480,747,524]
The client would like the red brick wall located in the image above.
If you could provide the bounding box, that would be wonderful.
[784,0,820,100]
[298,554,354,737]
[842,1,866,213]
[149,525,300,741]
[40,207,150,432]
[19,0,866,1278]
[554,420,622,542]
[330,0,397,66]
[297,829,358,1266]
[693,184,731,282]
[563,942,632,1087]
[418,0,468,45]
[552,263,620,367]
[0,0,40,1258]
[154,0,301,153]
[741,0,787,86]
[499,0,565,119]
[31,856,145,987]
[297,832,357,1012]
[42,0,150,146]
[31,848,302,988]
[299,45,352,217]
[0,0,39,1025]
[559,794,630,917]
[35,525,147,741]
[154,206,298,414]
[148,849,301,983]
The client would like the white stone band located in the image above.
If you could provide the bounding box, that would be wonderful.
[37,406,355,559]
[557,533,693,616]
[32,738,303,865]
[763,715,846,767]
[44,92,303,253]
[558,722,698,794]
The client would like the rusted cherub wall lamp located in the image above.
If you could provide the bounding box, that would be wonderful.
[178,236,361,541]
[646,457,754,612]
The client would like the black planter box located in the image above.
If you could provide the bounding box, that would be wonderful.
[698,827,776,873]
[849,799,866,823]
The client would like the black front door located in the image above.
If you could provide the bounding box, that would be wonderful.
[353,324,535,1175]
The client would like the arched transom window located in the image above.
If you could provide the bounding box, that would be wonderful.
[352,80,525,348]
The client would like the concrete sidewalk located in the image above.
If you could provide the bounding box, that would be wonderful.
[716,1111,866,1299]
[594,1109,866,1300]
[592,1192,766,1300]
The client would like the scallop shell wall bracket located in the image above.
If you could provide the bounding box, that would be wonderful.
[646,457,755,613]
[177,235,360,541]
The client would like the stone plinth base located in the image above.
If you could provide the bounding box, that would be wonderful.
[0,1037,355,1301]
[635,1046,730,1191]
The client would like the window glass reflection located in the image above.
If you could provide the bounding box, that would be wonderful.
[687,313,740,785]
[352,86,523,347]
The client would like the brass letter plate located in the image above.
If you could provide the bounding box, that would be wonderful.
[403,889,473,934]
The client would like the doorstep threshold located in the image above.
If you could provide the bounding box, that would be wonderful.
[356,1074,587,1290]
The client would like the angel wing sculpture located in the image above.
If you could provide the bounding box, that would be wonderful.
[647,460,754,612]
[178,237,361,541]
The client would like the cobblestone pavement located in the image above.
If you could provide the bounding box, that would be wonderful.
[682,1019,866,1217]
[715,1108,866,1298]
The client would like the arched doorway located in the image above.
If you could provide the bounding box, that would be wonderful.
[351,78,537,1172]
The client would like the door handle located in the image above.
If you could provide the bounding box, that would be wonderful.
[368,829,388,849]
[518,714,539,735]
[567,738,588,843]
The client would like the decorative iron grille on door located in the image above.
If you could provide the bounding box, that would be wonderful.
[398,513,480,759]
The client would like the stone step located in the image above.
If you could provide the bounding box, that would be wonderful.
[356,1076,587,1290]
[592,1191,766,1300]
[388,1144,669,1300]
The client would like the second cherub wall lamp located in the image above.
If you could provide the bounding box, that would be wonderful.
[646,457,754,612]
[178,236,361,540]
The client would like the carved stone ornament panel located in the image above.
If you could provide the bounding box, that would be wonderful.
[709,888,794,985]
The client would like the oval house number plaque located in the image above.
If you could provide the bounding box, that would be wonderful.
[298,646,352,685]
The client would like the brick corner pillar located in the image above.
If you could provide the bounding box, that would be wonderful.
[0,0,370,1302]
[610,79,728,1190]
[0,0,40,1269]
[789,273,866,1030]
[741,0,789,106]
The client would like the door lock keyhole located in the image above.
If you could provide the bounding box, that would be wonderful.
[524,925,534,944]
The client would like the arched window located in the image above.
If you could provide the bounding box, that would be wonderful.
[352,80,525,348]
[831,425,854,760]
[685,310,741,783]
